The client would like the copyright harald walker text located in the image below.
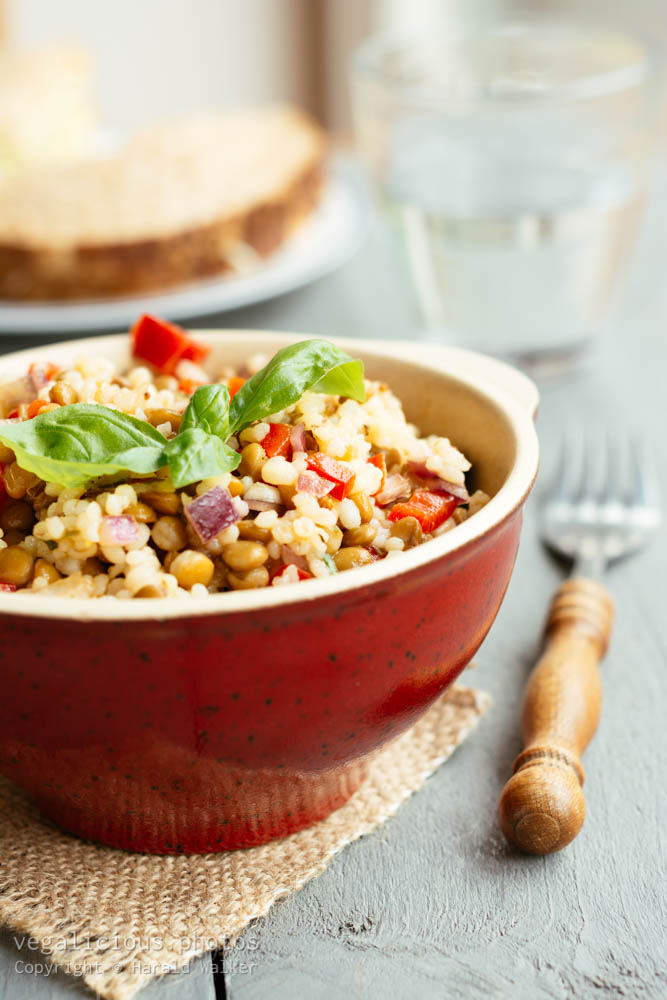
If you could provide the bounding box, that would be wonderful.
[12,932,259,979]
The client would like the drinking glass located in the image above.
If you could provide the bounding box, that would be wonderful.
[351,20,659,374]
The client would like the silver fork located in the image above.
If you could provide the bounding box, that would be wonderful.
[542,428,661,580]
[498,428,662,856]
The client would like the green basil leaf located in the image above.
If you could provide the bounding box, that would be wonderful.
[229,340,365,435]
[164,427,240,489]
[180,384,230,439]
[0,404,167,487]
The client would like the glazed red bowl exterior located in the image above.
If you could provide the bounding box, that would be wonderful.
[0,333,539,853]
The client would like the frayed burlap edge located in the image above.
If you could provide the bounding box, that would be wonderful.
[0,685,489,1000]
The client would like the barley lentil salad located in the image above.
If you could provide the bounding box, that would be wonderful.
[0,315,488,599]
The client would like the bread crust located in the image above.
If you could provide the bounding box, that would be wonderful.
[0,110,325,301]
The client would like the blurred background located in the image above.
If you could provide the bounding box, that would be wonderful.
[1,0,666,366]
[8,0,667,133]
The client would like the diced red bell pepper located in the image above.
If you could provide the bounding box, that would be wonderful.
[178,378,203,396]
[388,490,459,534]
[368,453,386,495]
[178,340,210,364]
[261,423,292,459]
[270,564,312,583]
[6,408,18,419]
[305,453,355,501]
[227,376,246,399]
[0,582,16,592]
[131,314,210,375]
[26,399,51,419]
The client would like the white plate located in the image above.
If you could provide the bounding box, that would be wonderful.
[0,157,371,335]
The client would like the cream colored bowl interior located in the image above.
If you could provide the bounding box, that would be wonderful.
[0,332,539,620]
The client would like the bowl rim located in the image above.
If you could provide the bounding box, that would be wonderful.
[0,331,539,621]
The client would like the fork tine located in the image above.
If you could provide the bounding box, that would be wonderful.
[629,433,661,511]
[550,425,585,502]
[582,425,609,504]
[603,427,631,506]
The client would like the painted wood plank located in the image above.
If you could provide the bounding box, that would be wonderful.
[1,169,666,1000]
[225,482,667,1000]
[0,929,216,999]
[223,177,667,998]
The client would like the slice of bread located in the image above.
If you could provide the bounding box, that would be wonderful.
[0,106,325,300]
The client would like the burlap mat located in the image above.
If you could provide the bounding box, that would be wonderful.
[0,685,489,1000]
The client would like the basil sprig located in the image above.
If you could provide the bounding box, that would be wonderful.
[180,383,230,438]
[0,404,167,488]
[229,340,365,434]
[0,339,365,490]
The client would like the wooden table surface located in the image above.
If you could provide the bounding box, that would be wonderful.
[0,181,666,1000]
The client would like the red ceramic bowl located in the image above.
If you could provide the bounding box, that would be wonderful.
[0,333,538,853]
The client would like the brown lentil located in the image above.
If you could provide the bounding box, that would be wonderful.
[33,558,61,584]
[237,520,272,542]
[4,462,39,499]
[145,408,182,431]
[351,492,373,523]
[209,561,228,591]
[222,540,269,572]
[334,546,374,571]
[390,516,423,547]
[326,526,343,554]
[170,550,215,589]
[184,522,204,550]
[162,551,177,572]
[239,443,265,478]
[135,584,166,598]
[0,500,35,534]
[81,557,105,575]
[1,529,24,546]
[49,382,78,405]
[32,491,52,512]
[0,546,34,586]
[343,523,377,547]
[278,483,297,506]
[151,516,188,551]
[126,501,157,524]
[142,490,181,515]
[227,566,270,590]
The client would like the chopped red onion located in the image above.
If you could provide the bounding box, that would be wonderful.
[408,461,469,503]
[0,376,39,417]
[99,516,141,546]
[296,472,334,497]
[408,460,435,480]
[281,545,309,571]
[290,422,307,453]
[184,485,239,542]
[28,366,49,392]
[246,499,283,512]
[244,482,284,512]
[375,474,412,507]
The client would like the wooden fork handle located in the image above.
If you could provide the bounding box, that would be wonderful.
[498,578,614,855]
